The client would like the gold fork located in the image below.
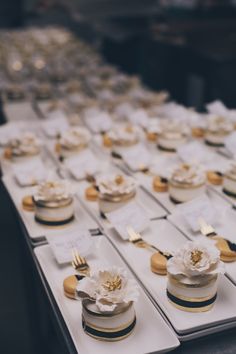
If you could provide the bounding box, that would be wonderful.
[71,248,90,276]
[126,226,172,259]
[198,217,236,262]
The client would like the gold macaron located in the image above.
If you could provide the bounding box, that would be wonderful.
[150,252,168,275]
[85,186,99,201]
[153,176,168,193]
[22,195,35,212]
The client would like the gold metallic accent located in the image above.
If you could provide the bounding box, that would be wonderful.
[168,299,215,313]
[102,275,122,292]
[169,180,205,189]
[33,196,73,209]
[71,248,90,276]
[99,190,136,203]
[83,300,133,318]
[168,273,217,289]
[191,250,203,266]
[83,327,135,342]
[115,175,124,185]
[167,288,217,303]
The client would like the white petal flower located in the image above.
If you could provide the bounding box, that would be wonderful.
[76,266,139,312]
[167,240,225,278]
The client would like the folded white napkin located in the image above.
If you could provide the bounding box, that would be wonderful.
[84,111,112,133]
[13,158,47,186]
[106,201,149,240]
[42,110,69,138]
[65,149,99,180]
[120,144,152,171]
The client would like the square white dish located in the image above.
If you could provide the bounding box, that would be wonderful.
[34,237,180,354]
[2,174,98,241]
[105,219,236,336]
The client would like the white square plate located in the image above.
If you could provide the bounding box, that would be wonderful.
[34,237,180,354]
[105,219,236,335]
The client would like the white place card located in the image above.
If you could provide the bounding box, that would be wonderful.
[106,201,149,240]
[42,110,69,138]
[65,149,99,180]
[177,141,214,164]
[128,109,149,127]
[13,158,47,187]
[84,112,112,133]
[206,100,227,115]
[114,102,134,118]
[46,228,93,264]
[225,132,236,157]
[121,144,152,171]
[176,195,218,232]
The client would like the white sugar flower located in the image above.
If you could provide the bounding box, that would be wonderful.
[167,240,225,278]
[76,266,139,312]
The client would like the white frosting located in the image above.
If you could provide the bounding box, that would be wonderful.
[170,164,206,186]
[77,266,139,312]
[107,124,142,145]
[8,132,41,156]
[167,240,225,281]
[34,180,71,202]
[207,115,234,134]
[97,174,136,197]
[159,119,190,138]
[59,127,91,150]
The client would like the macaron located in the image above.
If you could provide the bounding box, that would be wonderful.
[192,127,205,138]
[63,274,84,299]
[4,148,12,160]
[150,252,168,275]
[212,236,236,262]
[207,171,223,185]
[146,132,158,142]
[22,195,35,212]
[153,176,168,192]
[103,134,112,148]
[85,186,99,201]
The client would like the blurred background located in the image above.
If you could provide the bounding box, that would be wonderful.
[1,0,236,110]
[1,1,236,353]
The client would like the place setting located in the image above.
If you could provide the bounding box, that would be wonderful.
[103,210,236,339]
[34,231,180,354]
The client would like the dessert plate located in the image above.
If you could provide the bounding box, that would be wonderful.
[34,237,180,354]
[3,100,39,122]
[2,174,98,242]
[168,208,236,285]
[136,171,230,213]
[76,179,167,229]
[209,185,236,209]
[105,219,236,337]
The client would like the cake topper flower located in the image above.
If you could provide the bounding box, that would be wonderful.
[97,174,136,196]
[167,240,225,278]
[76,266,139,312]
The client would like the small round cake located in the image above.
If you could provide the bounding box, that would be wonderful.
[4,132,41,163]
[167,241,224,312]
[104,124,141,148]
[33,180,74,226]
[158,120,189,152]
[205,116,234,147]
[223,163,236,198]
[56,127,91,159]
[77,267,139,341]
[169,164,206,203]
[97,174,136,215]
